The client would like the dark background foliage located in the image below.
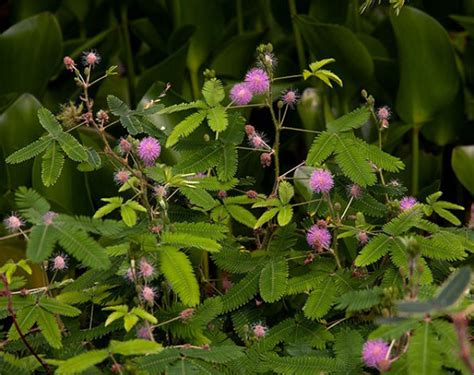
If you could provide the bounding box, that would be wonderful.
[0,0,473,220]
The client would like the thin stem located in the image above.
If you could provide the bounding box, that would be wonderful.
[340,196,354,221]
[281,126,321,134]
[280,161,305,179]
[273,74,303,82]
[0,228,32,241]
[411,126,420,195]
[288,0,305,71]
[190,69,200,100]
[0,274,51,374]
[291,198,322,207]
[267,99,281,193]
[228,103,266,109]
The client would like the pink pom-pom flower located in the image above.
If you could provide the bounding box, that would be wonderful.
[306,224,332,251]
[362,339,390,368]
[400,196,417,211]
[137,137,161,166]
[309,169,334,194]
[230,83,253,105]
[244,68,270,94]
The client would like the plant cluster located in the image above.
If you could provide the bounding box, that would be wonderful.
[0,22,473,375]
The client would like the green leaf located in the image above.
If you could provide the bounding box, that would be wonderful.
[391,6,460,124]
[130,307,158,324]
[107,95,129,116]
[105,311,126,327]
[39,297,81,317]
[367,144,405,172]
[222,271,260,312]
[383,208,423,235]
[334,330,364,373]
[451,145,474,195]
[161,231,221,252]
[6,137,52,164]
[26,224,58,262]
[278,181,294,205]
[326,107,370,133]
[336,288,382,311]
[57,133,88,162]
[183,345,245,364]
[264,353,343,374]
[36,308,61,348]
[157,101,207,114]
[93,197,123,219]
[180,187,217,211]
[202,78,225,106]
[354,234,392,267]
[303,276,337,319]
[166,110,208,148]
[277,206,293,226]
[174,144,222,173]
[407,322,442,375]
[37,107,63,137]
[306,131,336,166]
[432,205,461,226]
[434,267,471,309]
[54,226,111,270]
[136,349,181,373]
[110,339,162,356]
[41,142,64,187]
[124,313,139,332]
[207,105,228,132]
[259,259,288,303]
[226,204,257,228]
[159,246,200,306]
[217,144,237,181]
[254,207,279,229]
[8,305,39,341]
[55,350,108,375]
[121,205,137,227]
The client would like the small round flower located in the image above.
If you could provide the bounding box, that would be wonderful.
[139,258,154,278]
[260,153,272,167]
[222,273,232,292]
[150,225,163,234]
[217,190,227,199]
[43,211,58,226]
[252,323,267,338]
[304,253,315,265]
[63,56,75,71]
[358,231,369,245]
[362,339,390,368]
[82,50,101,67]
[4,215,23,232]
[51,254,68,271]
[111,363,123,374]
[400,196,417,211]
[250,134,264,149]
[114,170,130,185]
[244,124,255,137]
[125,267,136,282]
[137,137,161,166]
[141,286,156,303]
[180,308,195,320]
[306,224,332,251]
[348,184,362,199]
[258,52,278,71]
[281,89,299,108]
[377,106,391,121]
[230,83,253,105]
[309,169,334,194]
[153,185,168,198]
[137,325,153,340]
[244,68,270,94]
[246,190,258,199]
[118,138,132,154]
[96,110,109,123]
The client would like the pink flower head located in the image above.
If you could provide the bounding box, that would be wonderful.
[125,267,136,282]
[348,184,362,199]
[400,196,417,211]
[258,52,278,71]
[252,323,267,338]
[180,308,195,320]
[281,89,299,107]
[82,50,101,67]
[141,286,156,303]
[358,231,369,245]
[118,138,132,154]
[249,133,265,149]
[137,137,161,166]
[43,211,58,226]
[260,153,272,167]
[217,190,227,199]
[377,106,391,121]
[139,258,154,278]
[222,273,233,292]
[362,339,390,368]
[4,214,23,232]
[153,185,168,198]
[114,170,130,185]
[150,225,162,234]
[246,190,258,199]
[230,83,253,105]
[244,124,255,137]
[309,169,334,194]
[137,325,153,340]
[63,56,75,71]
[244,68,270,94]
[306,224,331,251]
[96,110,109,123]
[51,254,68,271]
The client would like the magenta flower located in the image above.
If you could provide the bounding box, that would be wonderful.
[244,124,255,137]
[260,153,272,167]
[377,106,391,121]
[306,224,332,251]
[137,137,161,166]
[118,138,132,154]
[141,286,156,303]
[348,184,362,199]
[230,83,253,105]
[244,68,270,94]
[400,196,417,211]
[281,89,299,107]
[51,254,68,271]
[246,190,258,199]
[180,308,195,320]
[43,211,58,226]
[137,325,153,340]
[139,258,154,278]
[309,169,334,194]
[82,50,101,67]
[252,323,267,338]
[4,214,23,232]
[63,56,75,71]
[114,170,130,185]
[362,339,390,368]
[358,231,369,245]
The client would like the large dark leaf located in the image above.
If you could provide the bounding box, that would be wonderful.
[390,7,460,124]
[451,145,474,195]
[0,13,62,98]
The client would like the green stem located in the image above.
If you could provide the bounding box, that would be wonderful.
[411,126,420,195]
[120,4,136,105]
[268,100,281,193]
[236,0,244,34]
[288,0,305,71]
[281,126,321,134]
[190,69,200,100]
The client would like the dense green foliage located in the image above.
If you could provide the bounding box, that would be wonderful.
[0,1,473,374]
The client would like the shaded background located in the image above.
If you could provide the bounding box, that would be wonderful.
[0,0,473,222]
